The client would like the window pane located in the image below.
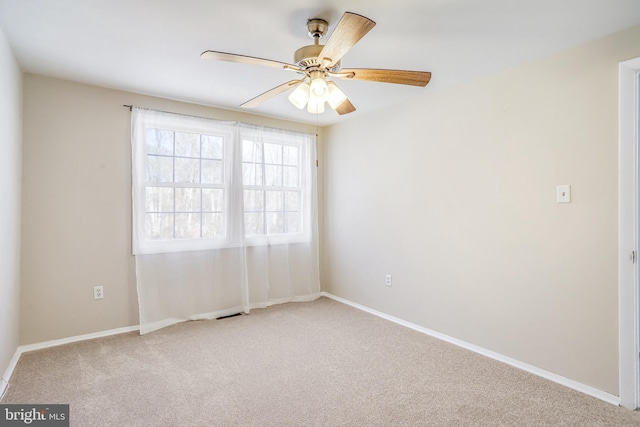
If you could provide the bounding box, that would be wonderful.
[175,158,200,183]
[283,146,299,166]
[264,143,282,164]
[146,155,173,182]
[202,189,224,212]
[175,132,200,157]
[283,166,299,187]
[244,190,264,211]
[244,212,264,235]
[202,135,223,160]
[266,191,283,211]
[265,165,282,186]
[286,212,301,233]
[175,213,201,238]
[176,188,201,212]
[145,187,174,212]
[285,191,300,212]
[243,140,262,162]
[243,163,264,186]
[145,213,173,240]
[266,212,284,234]
[145,129,173,155]
[203,213,224,238]
[202,159,223,184]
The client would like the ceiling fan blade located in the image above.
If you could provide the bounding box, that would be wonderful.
[240,80,303,109]
[201,50,300,71]
[317,12,376,68]
[337,68,432,86]
[335,98,356,115]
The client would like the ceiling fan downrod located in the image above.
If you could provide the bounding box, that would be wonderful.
[294,18,341,72]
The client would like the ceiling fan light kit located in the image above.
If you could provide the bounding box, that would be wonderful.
[327,81,347,109]
[201,12,432,115]
[288,82,310,109]
[311,79,328,100]
[307,97,325,114]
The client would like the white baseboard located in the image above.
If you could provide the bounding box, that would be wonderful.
[19,325,140,354]
[1,346,25,400]
[0,324,140,401]
[320,292,620,406]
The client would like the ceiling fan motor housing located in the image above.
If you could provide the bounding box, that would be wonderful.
[294,44,341,72]
[294,44,321,68]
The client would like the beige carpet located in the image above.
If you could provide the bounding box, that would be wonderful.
[2,297,640,426]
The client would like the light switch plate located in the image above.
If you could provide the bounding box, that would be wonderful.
[557,185,571,203]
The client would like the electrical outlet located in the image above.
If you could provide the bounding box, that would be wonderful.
[93,286,104,300]
[385,274,392,287]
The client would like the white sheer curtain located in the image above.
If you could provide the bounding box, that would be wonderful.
[131,108,320,334]
[239,125,320,308]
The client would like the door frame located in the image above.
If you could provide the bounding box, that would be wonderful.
[619,56,640,409]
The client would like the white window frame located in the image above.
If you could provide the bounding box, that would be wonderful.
[132,109,236,254]
[132,108,314,255]
[239,126,313,247]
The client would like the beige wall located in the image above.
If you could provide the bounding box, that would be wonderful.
[323,24,640,395]
[20,74,322,345]
[0,27,22,386]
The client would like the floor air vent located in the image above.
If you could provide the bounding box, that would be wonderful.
[216,313,243,320]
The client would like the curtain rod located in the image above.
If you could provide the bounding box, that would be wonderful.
[121,104,316,137]
[122,105,220,122]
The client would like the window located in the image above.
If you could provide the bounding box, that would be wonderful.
[144,129,226,241]
[238,126,312,247]
[242,140,302,236]
[131,108,314,254]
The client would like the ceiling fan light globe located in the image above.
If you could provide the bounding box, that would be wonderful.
[309,77,329,102]
[288,83,310,109]
[327,81,347,109]
[307,98,325,114]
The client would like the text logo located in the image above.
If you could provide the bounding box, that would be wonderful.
[0,405,69,426]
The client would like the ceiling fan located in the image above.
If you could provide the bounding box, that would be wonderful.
[201,12,431,115]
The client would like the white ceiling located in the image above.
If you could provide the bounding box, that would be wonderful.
[1,0,640,126]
